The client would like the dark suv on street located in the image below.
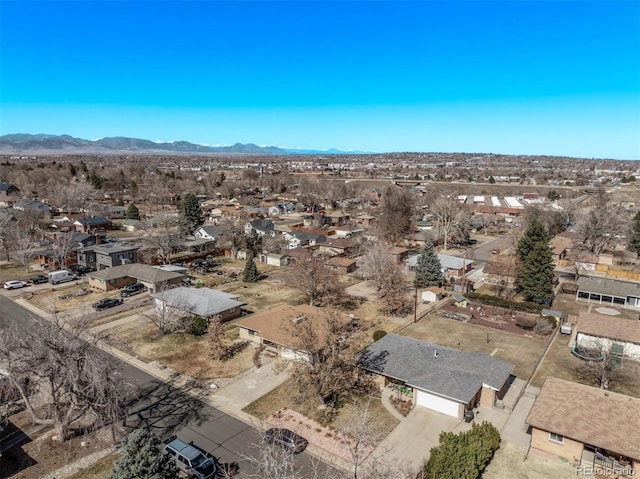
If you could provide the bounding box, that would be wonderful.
[120,283,146,297]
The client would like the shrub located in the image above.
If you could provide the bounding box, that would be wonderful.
[188,316,209,336]
[373,330,387,341]
[424,421,500,479]
[534,316,555,335]
[515,315,536,330]
[465,292,544,313]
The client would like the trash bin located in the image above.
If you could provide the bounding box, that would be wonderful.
[464,410,475,423]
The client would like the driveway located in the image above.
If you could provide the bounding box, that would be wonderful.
[364,407,461,473]
[209,360,288,411]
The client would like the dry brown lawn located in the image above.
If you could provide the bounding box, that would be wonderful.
[531,331,640,397]
[27,284,122,313]
[0,260,41,283]
[483,441,579,479]
[243,379,399,442]
[111,318,254,381]
[401,315,548,380]
[67,454,116,479]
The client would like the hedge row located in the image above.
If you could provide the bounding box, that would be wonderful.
[464,292,545,314]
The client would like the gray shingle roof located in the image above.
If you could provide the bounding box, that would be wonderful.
[153,287,244,317]
[577,276,640,298]
[358,334,514,403]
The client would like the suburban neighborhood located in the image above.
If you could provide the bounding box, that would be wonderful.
[2,151,640,479]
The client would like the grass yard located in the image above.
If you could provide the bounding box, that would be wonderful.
[67,454,117,479]
[483,441,579,479]
[401,315,548,380]
[110,319,255,380]
[243,379,399,443]
[27,283,119,313]
[531,331,640,397]
[0,260,40,283]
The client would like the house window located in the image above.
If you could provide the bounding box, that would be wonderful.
[248,330,256,336]
[549,432,564,444]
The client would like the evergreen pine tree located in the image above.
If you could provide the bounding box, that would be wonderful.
[517,239,555,303]
[516,219,550,263]
[414,241,443,288]
[630,211,640,255]
[108,428,179,479]
[242,257,259,283]
[178,193,204,235]
[125,203,140,220]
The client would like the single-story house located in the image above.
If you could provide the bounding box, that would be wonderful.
[386,246,409,263]
[526,377,640,474]
[74,216,113,234]
[121,219,145,232]
[324,256,358,275]
[576,312,640,360]
[236,304,346,360]
[87,263,184,292]
[152,287,244,322]
[357,334,514,419]
[316,238,358,257]
[550,236,573,261]
[576,276,640,309]
[355,214,376,226]
[483,259,517,287]
[406,253,473,278]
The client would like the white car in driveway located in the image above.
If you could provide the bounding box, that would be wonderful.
[4,280,28,290]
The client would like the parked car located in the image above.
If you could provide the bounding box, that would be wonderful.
[120,283,145,297]
[30,274,48,284]
[48,270,78,285]
[4,280,28,290]
[265,428,308,454]
[164,437,220,479]
[92,298,123,311]
[74,266,95,275]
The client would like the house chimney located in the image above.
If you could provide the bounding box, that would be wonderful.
[95,234,100,245]
[434,350,439,359]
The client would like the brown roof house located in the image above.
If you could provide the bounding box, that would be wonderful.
[576,312,640,361]
[483,259,517,287]
[87,263,184,293]
[357,334,514,420]
[324,256,358,275]
[526,377,640,476]
[236,304,346,361]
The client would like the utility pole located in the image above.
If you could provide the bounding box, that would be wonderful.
[414,285,418,323]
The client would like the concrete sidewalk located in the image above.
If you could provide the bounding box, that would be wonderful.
[500,386,538,452]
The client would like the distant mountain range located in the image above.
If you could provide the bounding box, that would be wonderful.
[0,134,370,155]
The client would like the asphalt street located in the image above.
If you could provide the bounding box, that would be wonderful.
[0,295,322,478]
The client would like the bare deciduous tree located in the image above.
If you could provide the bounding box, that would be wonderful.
[285,250,342,306]
[0,314,136,442]
[143,286,188,334]
[142,214,182,264]
[577,193,628,255]
[283,309,369,411]
[360,242,410,315]
[5,219,41,272]
[431,196,460,252]
[207,315,229,360]
[50,231,78,269]
[376,187,415,245]
[575,341,632,390]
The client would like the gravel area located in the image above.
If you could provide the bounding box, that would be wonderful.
[41,446,116,479]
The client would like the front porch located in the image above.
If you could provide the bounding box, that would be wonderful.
[579,446,636,477]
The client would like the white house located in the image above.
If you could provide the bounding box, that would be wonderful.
[357,334,514,419]
[576,312,640,360]
[194,225,220,241]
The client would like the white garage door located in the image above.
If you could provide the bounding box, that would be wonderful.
[415,390,460,418]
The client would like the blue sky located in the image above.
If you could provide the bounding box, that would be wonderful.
[1,1,638,159]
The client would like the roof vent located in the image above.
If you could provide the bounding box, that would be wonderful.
[434,350,439,359]
[293,315,307,324]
